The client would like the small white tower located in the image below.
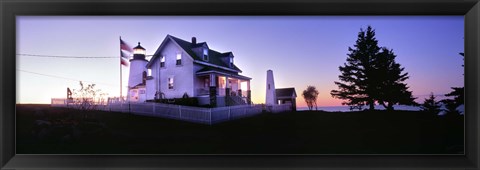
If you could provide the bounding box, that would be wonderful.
[128,42,148,88]
[265,70,277,105]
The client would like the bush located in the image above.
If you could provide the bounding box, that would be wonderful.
[148,98,199,107]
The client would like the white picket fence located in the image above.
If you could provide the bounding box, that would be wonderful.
[51,99,265,125]
[265,103,293,113]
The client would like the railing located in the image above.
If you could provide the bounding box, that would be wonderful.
[228,95,246,106]
[51,98,263,125]
[196,88,210,96]
[241,91,248,98]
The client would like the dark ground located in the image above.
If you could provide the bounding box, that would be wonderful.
[16,104,464,154]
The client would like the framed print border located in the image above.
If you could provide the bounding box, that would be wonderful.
[1,0,479,169]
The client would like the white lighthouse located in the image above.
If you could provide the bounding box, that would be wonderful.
[265,70,277,105]
[128,42,148,102]
[128,42,148,88]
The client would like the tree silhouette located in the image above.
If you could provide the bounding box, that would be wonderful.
[331,26,415,111]
[420,93,442,115]
[331,26,380,110]
[441,52,464,115]
[375,47,416,111]
[302,86,319,111]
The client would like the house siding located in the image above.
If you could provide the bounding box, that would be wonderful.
[157,41,195,98]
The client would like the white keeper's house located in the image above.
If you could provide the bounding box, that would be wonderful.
[127,35,252,107]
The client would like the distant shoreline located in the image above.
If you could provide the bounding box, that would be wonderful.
[297,105,422,112]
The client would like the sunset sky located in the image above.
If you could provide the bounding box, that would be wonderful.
[16,16,464,107]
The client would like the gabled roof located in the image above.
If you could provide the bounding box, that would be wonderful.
[147,35,242,72]
[276,88,297,98]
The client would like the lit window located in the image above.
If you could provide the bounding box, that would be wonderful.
[168,77,174,89]
[147,69,152,76]
[176,53,182,65]
[203,48,209,61]
[160,55,165,68]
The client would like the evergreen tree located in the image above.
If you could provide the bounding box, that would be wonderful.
[421,93,442,115]
[442,52,464,115]
[331,26,380,110]
[375,47,416,111]
[441,98,461,115]
[445,87,464,106]
[331,26,416,111]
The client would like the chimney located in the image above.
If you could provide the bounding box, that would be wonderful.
[192,37,197,44]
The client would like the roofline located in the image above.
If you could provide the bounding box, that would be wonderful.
[196,70,252,80]
[275,87,297,97]
[146,35,170,68]
[147,35,196,68]
[194,60,242,73]
[147,35,241,71]
[276,87,296,90]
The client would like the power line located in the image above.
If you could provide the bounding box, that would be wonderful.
[17,69,116,87]
[17,54,118,58]
[17,53,154,58]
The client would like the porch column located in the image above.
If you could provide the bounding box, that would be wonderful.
[209,73,217,107]
[237,80,242,97]
[247,81,251,105]
[225,76,230,106]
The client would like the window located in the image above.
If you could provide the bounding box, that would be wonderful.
[140,90,145,94]
[203,48,209,61]
[176,53,182,65]
[160,55,165,68]
[229,57,233,67]
[147,69,152,76]
[168,77,174,89]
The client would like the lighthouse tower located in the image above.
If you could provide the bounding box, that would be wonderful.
[265,70,277,105]
[128,42,148,88]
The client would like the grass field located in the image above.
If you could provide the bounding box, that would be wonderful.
[16,104,464,154]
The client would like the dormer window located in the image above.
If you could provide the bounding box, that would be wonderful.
[229,57,233,67]
[203,48,209,61]
[176,53,182,65]
[160,55,165,68]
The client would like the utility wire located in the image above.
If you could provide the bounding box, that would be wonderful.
[17,53,154,58]
[17,54,117,58]
[17,69,116,87]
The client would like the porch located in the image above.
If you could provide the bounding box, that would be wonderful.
[196,71,252,107]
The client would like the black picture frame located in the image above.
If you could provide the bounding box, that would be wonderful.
[1,0,479,169]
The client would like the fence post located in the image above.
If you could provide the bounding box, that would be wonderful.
[209,108,212,124]
[152,102,155,115]
[179,105,182,118]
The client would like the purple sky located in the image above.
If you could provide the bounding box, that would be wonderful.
[16,16,464,107]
